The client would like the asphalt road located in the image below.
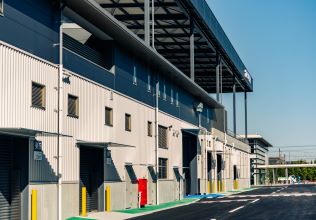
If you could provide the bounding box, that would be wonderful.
[130,184,316,220]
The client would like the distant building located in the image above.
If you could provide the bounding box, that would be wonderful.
[242,134,273,185]
[269,156,286,165]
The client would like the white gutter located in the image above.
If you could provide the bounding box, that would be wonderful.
[155,79,159,205]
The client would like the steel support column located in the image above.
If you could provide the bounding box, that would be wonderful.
[285,167,289,184]
[216,54,220,102]
[144,0,150,46]
[233,78,236,137]
[190,19,195,81]
[151,0,155,48]
[244,91,248,139]
[272,168,275,184]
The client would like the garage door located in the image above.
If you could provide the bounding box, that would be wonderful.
[0,139,11,219]
[80,147,103,213]
[0,136,22,220]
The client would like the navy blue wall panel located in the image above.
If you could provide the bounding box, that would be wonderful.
[0,0,59,63]
[63,49,115,89]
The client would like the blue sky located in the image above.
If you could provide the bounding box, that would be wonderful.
[207,0,316,148]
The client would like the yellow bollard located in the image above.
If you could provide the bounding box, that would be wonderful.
[222,181,225,192]
[81,187,87,217]
[212,181,216,193]
[208,181,211,193]
[105,186,111,212]
[31,189,37,220]
[218,180,221,192]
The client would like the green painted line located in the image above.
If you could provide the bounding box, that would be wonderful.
[115,198,197,214]
[67,217,96,220]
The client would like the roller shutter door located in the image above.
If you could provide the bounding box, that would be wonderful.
[80,147,102,213]
[0,140,11,219]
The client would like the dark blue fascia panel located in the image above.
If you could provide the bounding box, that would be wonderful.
[114,46,216,128]
[63,38,215,130]
[63,49,115,89]
[0,0,60,63]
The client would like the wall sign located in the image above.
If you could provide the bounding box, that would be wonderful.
[34,140,43,161]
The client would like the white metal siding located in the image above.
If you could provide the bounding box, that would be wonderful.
[0,43,58,133]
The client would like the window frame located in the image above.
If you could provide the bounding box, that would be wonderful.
[147,121,153,137]
[104,106,113,127]
[31,81,46,110]
[125,113,131,131]
[67,94,79,118]
[158,158,168,179]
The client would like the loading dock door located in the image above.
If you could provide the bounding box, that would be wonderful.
[0,135,28,220]
[0,139,11,219]
[80,146,104,213]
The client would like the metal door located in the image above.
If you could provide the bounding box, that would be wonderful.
[0,139,11,219]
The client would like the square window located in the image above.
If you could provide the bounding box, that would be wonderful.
[148,121,152,137]
[68,94,79,118]
[31,82,46,109]
[158,125,168,149]
[158,158,168,179]
[105,107,113,126]
[125,113,131,131]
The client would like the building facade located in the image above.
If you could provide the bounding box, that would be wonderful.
[0,0,253,219]
[245,134,273,185]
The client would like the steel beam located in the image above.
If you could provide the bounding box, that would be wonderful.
[233,77,236,137]
[216,54,220,102]
[244,91,248,140]
[144,0,150,46]
[190,19,195,81]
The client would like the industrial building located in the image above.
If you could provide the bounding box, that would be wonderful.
[0,0,253,219]
[244,134,273,185]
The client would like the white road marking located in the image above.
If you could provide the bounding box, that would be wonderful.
[250,199,260,204]
[229,206,245,213]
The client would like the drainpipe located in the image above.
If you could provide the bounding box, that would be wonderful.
[57,18,64,220]
[155,78,159,205]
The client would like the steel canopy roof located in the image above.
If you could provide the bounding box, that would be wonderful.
[96,0,253,93]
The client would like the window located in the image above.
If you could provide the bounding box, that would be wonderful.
[105,107,113,126]
[31,82,46,109]
[206,109,209,123]
[170,89,174,104]
[147,73,151,92]
[176,92,179,107]
[125,113,131,131]
[133,64,137,85]
[147,121,153,137]
[68,94,79,118]
[158,125,168,149]
[163,84,166,100]
[0,0,3,15]
[158,158,168,179]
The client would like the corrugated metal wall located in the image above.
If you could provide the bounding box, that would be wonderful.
[0,42,58,133]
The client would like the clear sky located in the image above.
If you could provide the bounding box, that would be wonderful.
[206,0,316,150]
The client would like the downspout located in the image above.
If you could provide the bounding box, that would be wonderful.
[155,78,159,205]
[57,17,64,220]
